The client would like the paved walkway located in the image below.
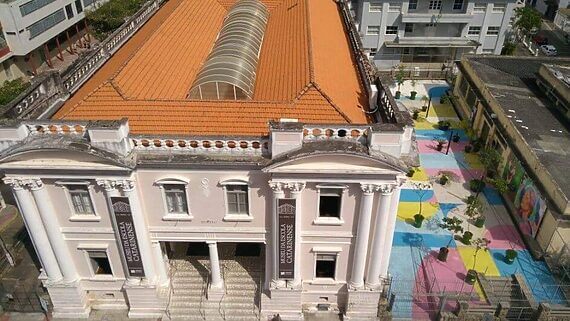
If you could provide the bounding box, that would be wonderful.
[387,80,565,320]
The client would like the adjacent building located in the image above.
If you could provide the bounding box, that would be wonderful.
[0,0,414,319]
[352,0,518,69]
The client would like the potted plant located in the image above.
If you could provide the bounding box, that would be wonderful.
[394,65,405,99]
[412,109,419,120]
[434,138,447,151]
[407,168,415,177]
[466,195,485,228]
[472,140,482,153]
[440,94,450,104]
[461,231,473,245]
[488,177,508,194]
[464,145,473,153]
[452,133,460,143]
[438,120,451,131]
[410,78,417,100]
[465,238,491,284]
[421,95,429,111]
[414,213,425,228]
[469,179,485,193]
[438,217,464,262]
[410,182,432,228]
[505,249,518,264]
[480,147,503,179]
[439,173,449,185]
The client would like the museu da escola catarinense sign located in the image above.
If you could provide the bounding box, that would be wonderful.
[111,197,145,277]
[278,198,296,279]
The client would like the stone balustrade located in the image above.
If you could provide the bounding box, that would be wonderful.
[132,137,268,155]
[302,125,369,144]
[26,123,87,136]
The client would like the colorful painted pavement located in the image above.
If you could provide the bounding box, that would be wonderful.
[387,81,566,320]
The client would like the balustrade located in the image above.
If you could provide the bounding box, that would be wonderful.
[132,137,268,155]
[302,125,368,143]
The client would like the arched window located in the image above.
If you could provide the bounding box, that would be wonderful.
[155,178,192,220]
[220,179,252,222]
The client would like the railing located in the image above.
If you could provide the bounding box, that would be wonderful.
[164,258,177,320]
[218,263,228,321]
[26,122,87,136]
[302,125,369,144]
[132,137,268,156]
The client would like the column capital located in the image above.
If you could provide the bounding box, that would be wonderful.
[117,179,136,192]
[96,179,117,192]
[2,177,43,190]
[268,180,286,193]
[286,182,306,193]
[206,241,217,246]
[378,184,396,195]
[360,183,380,195]
[27,178,44,191]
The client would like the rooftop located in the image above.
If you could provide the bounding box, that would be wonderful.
[53,0,370,136]
[461,56,570,200]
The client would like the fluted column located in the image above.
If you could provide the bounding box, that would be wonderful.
[287,182,305,288]
[365,184,394,289]
[379,184,403,278]
[29,178,79,282]
[3,177,63,282]
[349,183,379,289]
[207,241,223,289]
[268,180,286,289]
[151,241,169,285]
[119,180,157,283]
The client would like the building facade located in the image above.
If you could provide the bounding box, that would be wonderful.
[352,0,517,69]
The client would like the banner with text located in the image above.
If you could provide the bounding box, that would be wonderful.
[278,198,296,279]
[111,197,145,277]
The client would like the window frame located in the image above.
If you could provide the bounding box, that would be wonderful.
[405,23,414,33]
[492,3,506,12]
[486,26,500,35]
[57,181,100,222]
[314,184,347,225]
[75,0,83,13]
[220,179,253,222]
[155,178,193,221]
[428,0,442,10]
[385,25,399,35]
[369,1,382,11]
[453,0,463,10]
[388,2,402,12]
[366,25,381,35]
[79,245,115,280]
[65,4,74,19]
[473,3,486,12]
[311,247,342,284]
[468,26,481,35]
[408,0,418,10]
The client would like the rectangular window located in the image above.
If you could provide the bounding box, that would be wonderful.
[315,254,337,279]
[65,4,74,19]
[468,26,481,35]
[27,9,66,39]
[369,2,382,11]
[75,0,83,13]
[487,26,500,35]
[474,3,486,12]
[388,2,401,11]
[493,3,506,12]
[164,184,188,214]
[69,185,94,215]
[405,23,414,32]
[226,185,249,215]
[386,25,398,35]
[408,0,418,10]
[429,0,442,10]
[453,0,464,10]
[88,251,112,275]
[319,188,342,218]
[83,0,95,7]
[19,0,57,16]
[367,25,381,35]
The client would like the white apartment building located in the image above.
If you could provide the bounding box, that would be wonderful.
[0,0,104,83]
[352,0,517,69]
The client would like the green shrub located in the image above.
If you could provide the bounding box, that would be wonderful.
[86,0,147,40]
[0,78,30,106]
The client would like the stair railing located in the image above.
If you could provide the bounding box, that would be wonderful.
[165,258,178,320]
[218,262,228,320]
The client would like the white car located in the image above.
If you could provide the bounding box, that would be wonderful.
[540,45,558,56]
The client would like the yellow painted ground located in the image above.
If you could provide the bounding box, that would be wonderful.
[429,103,458,118]
[397,201,439,221]
[457,247,500,276]
[464,153,485,169]
[410,167,429,181]
[413,117,436,129]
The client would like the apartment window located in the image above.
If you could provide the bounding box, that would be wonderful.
[468,26,481,35]
[318,188,343,218]
[369,2,382,11]
[83,0,95,7]
[474,3,486,12]
[164,184,188,214]
[87,251,112,275]
[75,0,83,13]
[69,185,94,215]
[19,0,57,16]
[65,4,74,19]
[408,0,418,10]
[367,25,381,35]
[315,254,337,279]
[225,184,249,215]
[386,25,398,35]
[453,0,464,10]
[429,0,442,10]
[487,26,500,35]
[493,3,506,12]
[27,9,66,39]
[388,2,402,12]
[405,23,414,32]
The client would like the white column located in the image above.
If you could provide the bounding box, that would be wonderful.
[29,179,79,283]
[287,182,305,288]
[379,185,402,278]
[207,241,223,289]
[119,180,157,283]
[3,178,63,282]
[268,181,286,289]
[365,184,394,289]
[349,184,379,289]
[151,241,168,285]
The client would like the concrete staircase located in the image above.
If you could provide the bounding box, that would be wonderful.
[167,257,261,321]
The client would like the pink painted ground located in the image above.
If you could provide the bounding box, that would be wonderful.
[424,168,484,182]
[484,225,525,250]
[417,140,469,154]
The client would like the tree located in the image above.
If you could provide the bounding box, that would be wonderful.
[411,182,432,217]
[501,41,517,55]
[0,78,30,106]
[513,7,542,35]
[395,65,406,92]
[479,147,503,178]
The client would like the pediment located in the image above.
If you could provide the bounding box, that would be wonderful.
[0,149,131,171]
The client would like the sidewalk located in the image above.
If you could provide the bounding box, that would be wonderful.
[1,311,161,321]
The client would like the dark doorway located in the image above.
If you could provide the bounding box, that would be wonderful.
[235,243,261,257]
[186,242,209,256]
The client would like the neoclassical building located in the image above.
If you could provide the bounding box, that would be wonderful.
[0,0,414,319]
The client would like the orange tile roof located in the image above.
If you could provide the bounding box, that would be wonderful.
[54,0,370,136]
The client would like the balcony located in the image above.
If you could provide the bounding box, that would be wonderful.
[401,12,474,23]
[385,35,479,47]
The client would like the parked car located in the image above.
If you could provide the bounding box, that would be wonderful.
[533,35,549,46]
[540,45,558,56]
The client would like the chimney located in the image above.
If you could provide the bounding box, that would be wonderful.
[269,119,304,158]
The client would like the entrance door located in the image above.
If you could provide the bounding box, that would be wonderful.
[235,243,261,257]
[186,242,209,256]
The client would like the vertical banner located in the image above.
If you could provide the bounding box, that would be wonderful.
[278,198,296,279]
[111,197,145,277]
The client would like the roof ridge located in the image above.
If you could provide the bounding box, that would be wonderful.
[303,0,315,82]
[308,82,353,123]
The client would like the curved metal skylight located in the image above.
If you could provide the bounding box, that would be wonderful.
[188,0,268,100]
